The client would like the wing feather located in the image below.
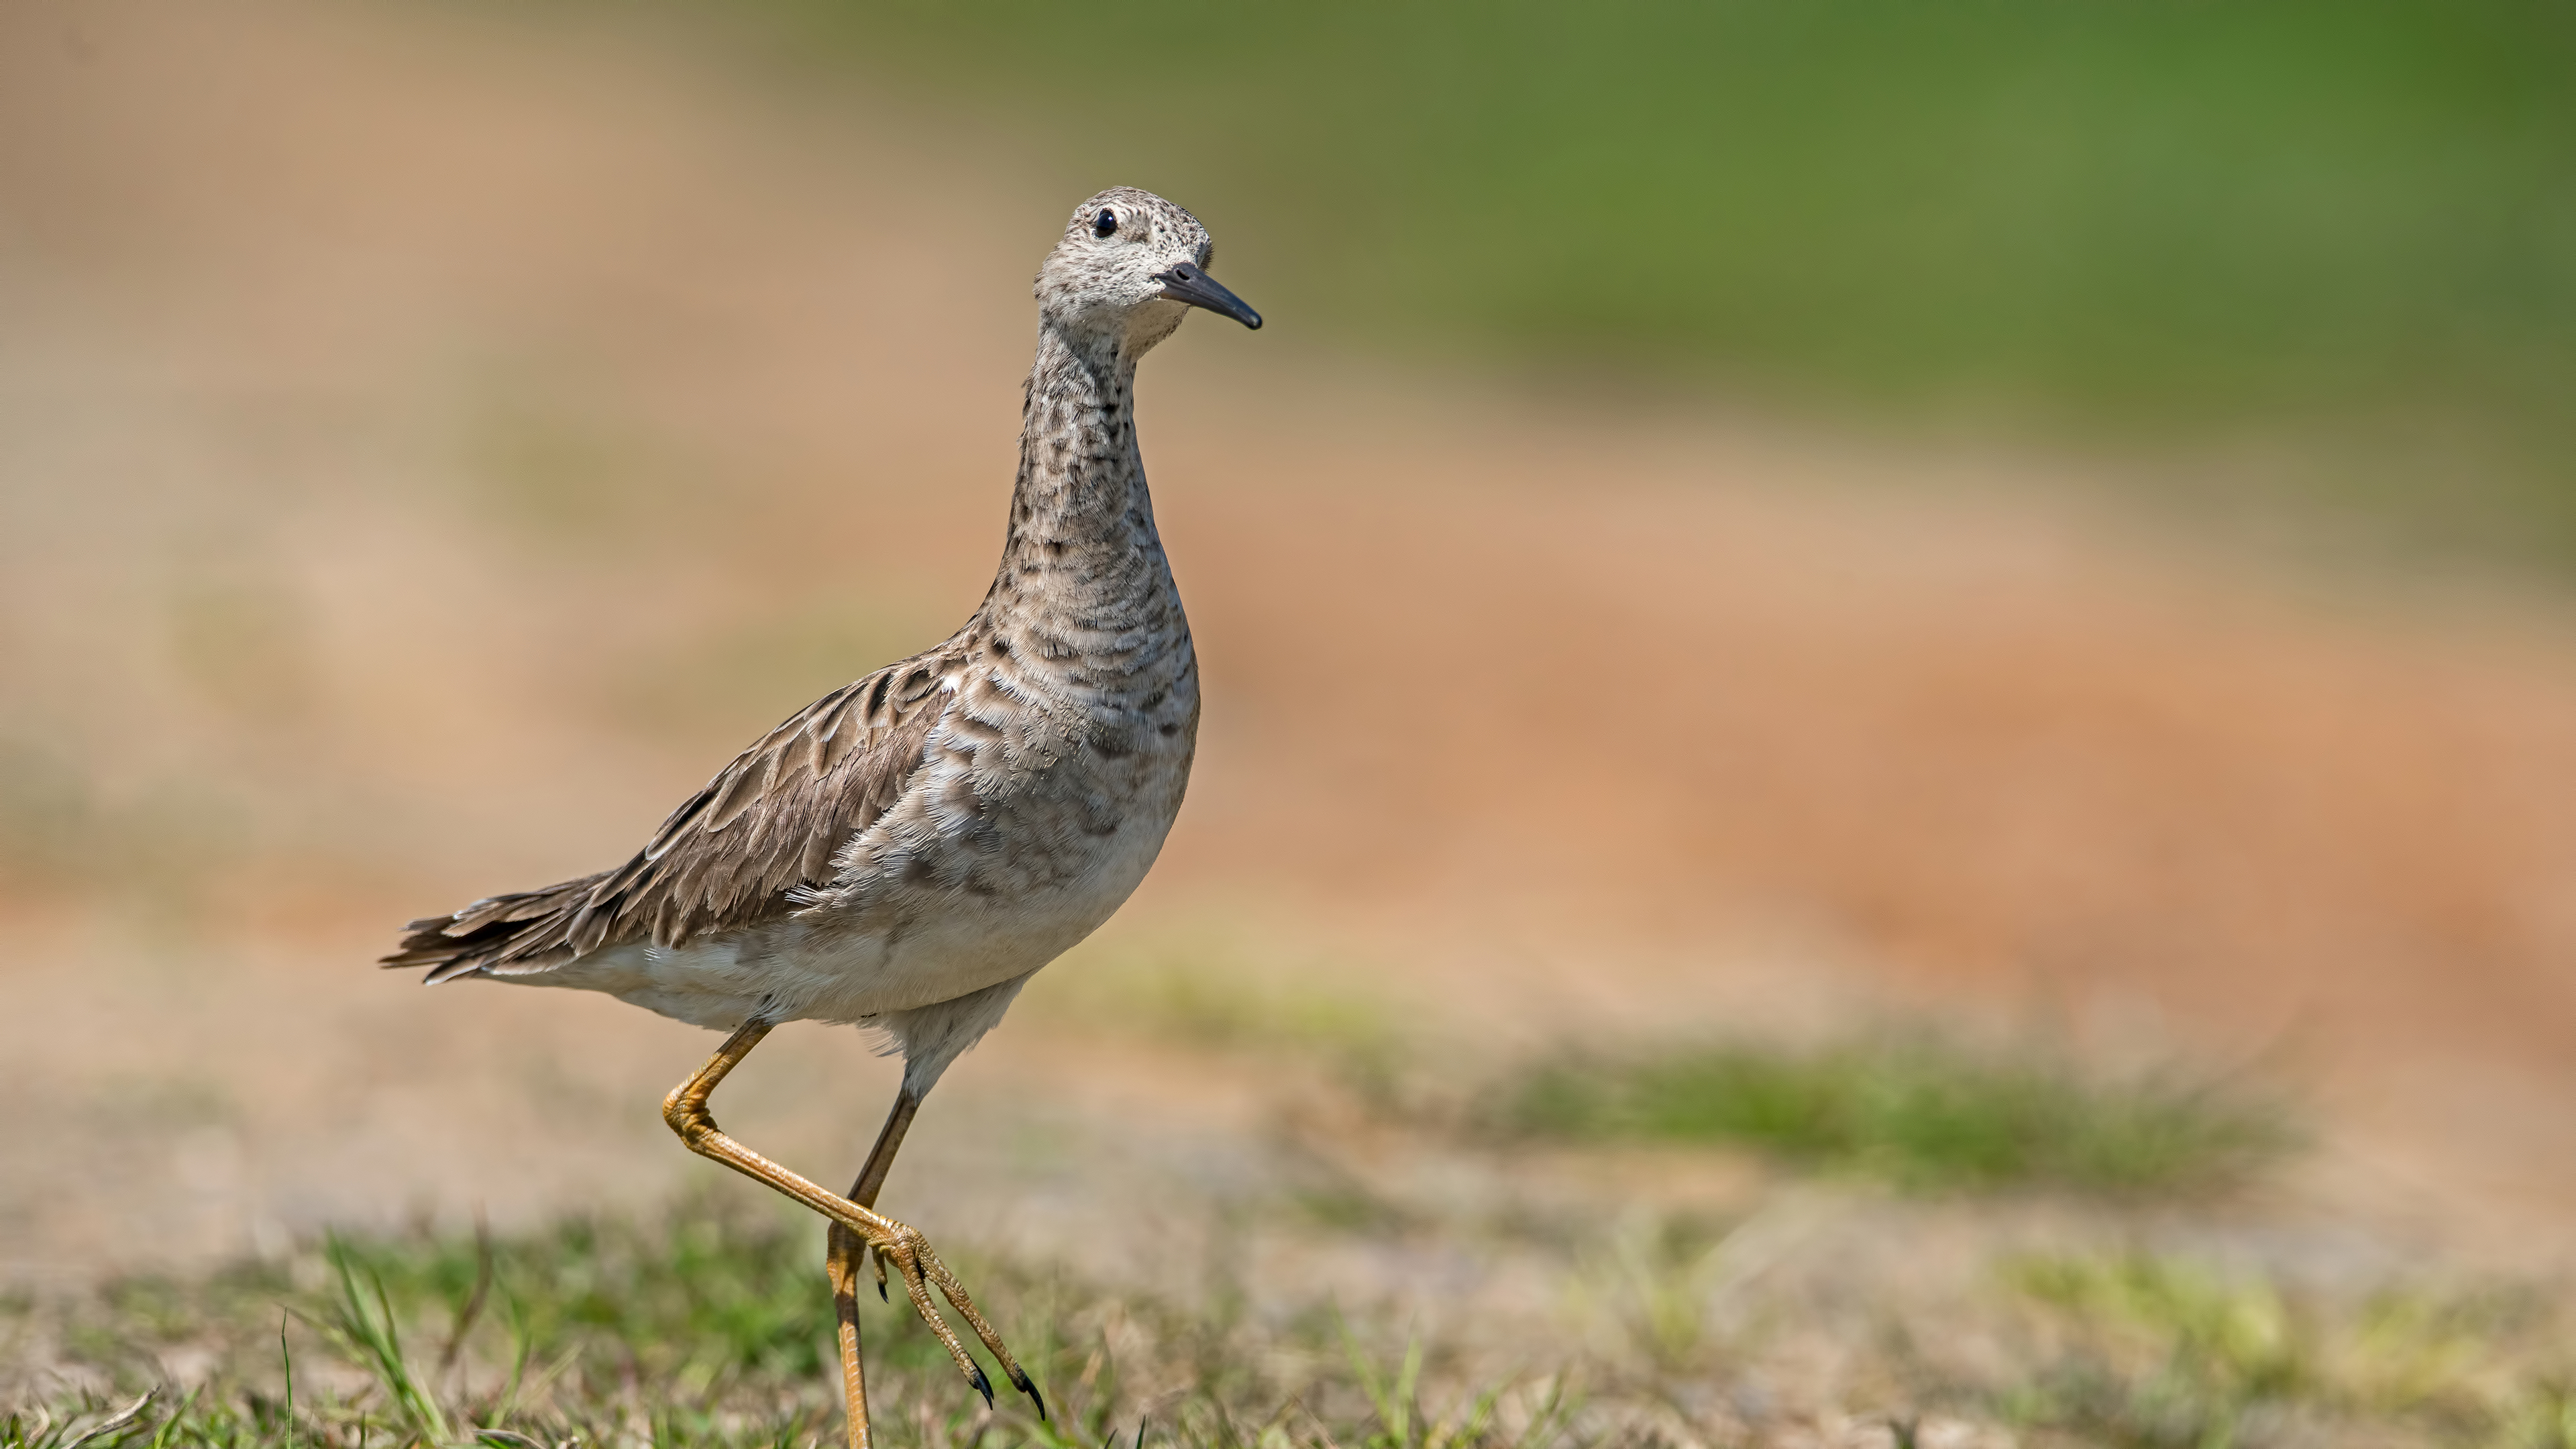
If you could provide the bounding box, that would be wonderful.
[382,645,957,979]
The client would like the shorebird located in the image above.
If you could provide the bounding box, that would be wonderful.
[384,187,1259,1446]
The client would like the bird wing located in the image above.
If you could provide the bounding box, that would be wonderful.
[382,645,961,983]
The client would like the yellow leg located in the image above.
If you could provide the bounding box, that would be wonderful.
[826,1089,924,1449]
[660,1023,1042,1426]
[826,1220,873,1449]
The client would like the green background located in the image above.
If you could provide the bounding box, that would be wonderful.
[740,0,2576,556]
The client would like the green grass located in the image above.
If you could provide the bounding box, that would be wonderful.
[1491,1035,2298,1197]
[3,1201,1577,1449]
[15,1209,2576,1449]
[1999,1251,2576,1447]
[700,0,2576,557]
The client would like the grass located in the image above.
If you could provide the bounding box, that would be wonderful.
[0,1012,2497,1447]
[13,1203,2576,1449]
[698,0,2576,561]
[1490,1035,2298,1197]
[1997,1252,2576,1447]
[1031,944,2294,1199]
[2,1199,1590,1449]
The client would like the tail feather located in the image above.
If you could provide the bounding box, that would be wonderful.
[381,871,610,983]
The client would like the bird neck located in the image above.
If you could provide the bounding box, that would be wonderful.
[984,322,1172,623]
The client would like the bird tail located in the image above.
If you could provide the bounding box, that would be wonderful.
[380,871,609,983]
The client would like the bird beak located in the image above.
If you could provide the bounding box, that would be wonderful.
[1152,262,1263,329]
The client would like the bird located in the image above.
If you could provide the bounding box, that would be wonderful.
[383,186,1260,1448]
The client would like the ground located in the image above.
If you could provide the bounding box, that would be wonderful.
[8,3,2576,1444]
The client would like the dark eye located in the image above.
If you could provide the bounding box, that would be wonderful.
[1093,209,1118,238]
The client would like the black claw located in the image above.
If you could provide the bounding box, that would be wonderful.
[968,1363,995,1410]
[1010,1367,1048,1421]
[876,1277,888,1303]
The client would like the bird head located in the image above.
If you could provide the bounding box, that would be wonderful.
[1035,186,1261,356]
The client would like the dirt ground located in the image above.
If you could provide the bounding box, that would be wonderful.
[7,0,2576,1302]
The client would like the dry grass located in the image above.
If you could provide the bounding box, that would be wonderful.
[1,1199,1718,1449]
[4,1018,2566,1449]
[11,1175,2576,1449]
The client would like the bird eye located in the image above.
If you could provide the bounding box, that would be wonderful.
[1093,209,1118,238]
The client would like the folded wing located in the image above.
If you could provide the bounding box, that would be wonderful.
[384,647,959,983]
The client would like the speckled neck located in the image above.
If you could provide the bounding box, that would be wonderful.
[974,321,1187,695]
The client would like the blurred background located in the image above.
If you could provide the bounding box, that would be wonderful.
[8,1,2576,1442]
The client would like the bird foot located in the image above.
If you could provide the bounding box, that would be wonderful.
[860,1216,1044,1418]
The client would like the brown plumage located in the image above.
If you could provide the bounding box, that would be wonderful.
[386,645,954,981]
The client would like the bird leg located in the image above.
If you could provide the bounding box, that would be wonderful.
[826,1089,919,1449]
[824,1215,873,1449]
[849,1087,922,1209]
[660,1022,1040,1428]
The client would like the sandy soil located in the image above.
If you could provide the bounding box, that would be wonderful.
[7,0,2576,1291]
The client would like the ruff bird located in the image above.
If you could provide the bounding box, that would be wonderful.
[385,186,1260,1446]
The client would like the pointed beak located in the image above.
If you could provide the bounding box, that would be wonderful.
[1153,262,1262,330]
